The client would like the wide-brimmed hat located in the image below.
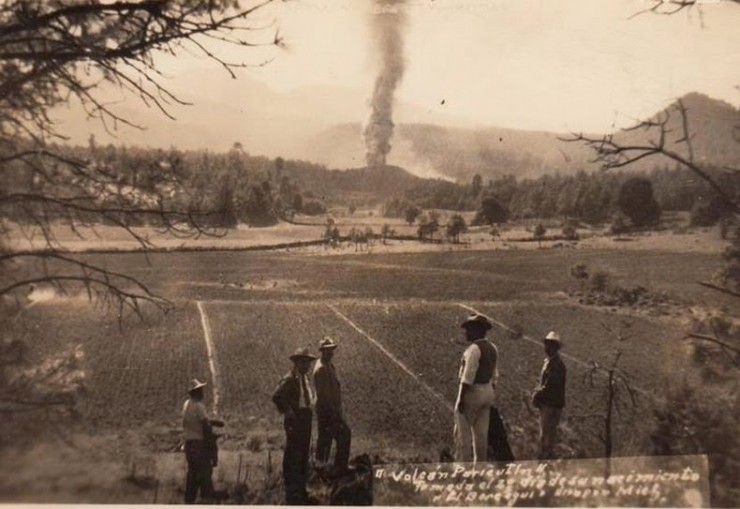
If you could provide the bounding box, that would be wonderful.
[188,378,207,393]
[319,337,338,351]
[461,313,493,332]
[544,331,562,344]
[290,346,317,362]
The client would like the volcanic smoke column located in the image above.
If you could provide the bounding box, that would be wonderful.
[363,1,406,168]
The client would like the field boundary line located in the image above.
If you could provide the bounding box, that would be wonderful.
[196,300,221,415]
[327,304,454,413]
[310,258,517,281]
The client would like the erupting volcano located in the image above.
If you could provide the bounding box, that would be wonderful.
[363,1,406,168]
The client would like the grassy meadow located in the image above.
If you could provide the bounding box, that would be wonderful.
[0,233,729,503]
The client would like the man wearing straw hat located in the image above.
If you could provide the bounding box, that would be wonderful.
[532,331,567,460]
[182,378,215,504]
[272,347,318,504]
[455,313,499,463]
[313,336,352,475]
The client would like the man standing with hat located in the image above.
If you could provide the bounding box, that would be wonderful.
[182,378,215,504]
[532,331,567,460]
[455,313,498,463]
[313,336,352,474]
[272,347,318,504]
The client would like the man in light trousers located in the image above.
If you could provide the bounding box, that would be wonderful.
[454,313,499,463]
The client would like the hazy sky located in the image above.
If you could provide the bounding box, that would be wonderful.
[162,0,739,133]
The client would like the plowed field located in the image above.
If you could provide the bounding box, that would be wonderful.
[10,247,712,460]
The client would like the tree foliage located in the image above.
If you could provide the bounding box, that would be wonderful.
[404,205,421,225]
[617,177,662,227]
[473,195,509,225]
[1,0,279,308]
[0,0,279,415]
[445,213,467,243]
[564,6,740,503]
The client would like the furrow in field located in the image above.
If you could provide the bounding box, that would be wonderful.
[203,301,453,453]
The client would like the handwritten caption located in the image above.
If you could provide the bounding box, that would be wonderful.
[373,455,709,507]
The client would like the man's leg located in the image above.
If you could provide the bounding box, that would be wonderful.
[333,417,352,469]
[471,405,491,464]
[283,423,303,504]
[199,461,214,502]
[539,406,559,460]
[295,409,313,501]
[315,415,332,465]
[549,408,562,458]
[184,442,198,504]
[454,410,473,462]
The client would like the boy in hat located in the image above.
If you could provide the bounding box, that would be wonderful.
[272,347,318,504]
[532,331,567,460]
[313,336,352,474]
[182,378,215,504]
[455,313,498,463]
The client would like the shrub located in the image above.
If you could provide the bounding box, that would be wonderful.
[610,211,629,236]
[533,223,546,238]
[651,381,739,507]
[569,263,589,287]
[302,199,327,216]
[562,224,578,240]
[589,270,610,293]
[690,196,732,227]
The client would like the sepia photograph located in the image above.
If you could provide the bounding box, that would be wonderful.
[0,0,738,506]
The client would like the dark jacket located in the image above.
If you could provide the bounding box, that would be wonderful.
[313,359,342,419]
[533,354,566,409]
[272,371,312,417]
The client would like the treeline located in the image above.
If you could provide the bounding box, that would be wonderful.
[385,166,737,227]
[3,141,331,228]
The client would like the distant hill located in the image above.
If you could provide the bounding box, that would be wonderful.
[301,123,598,180]
[55,76,739,187]
[303,93,740,183]
[610,92,740,171]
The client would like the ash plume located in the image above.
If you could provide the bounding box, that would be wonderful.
[363,1,406,168]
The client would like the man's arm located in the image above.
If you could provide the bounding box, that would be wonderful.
[272,375,294,417]
[492,344,499,389]
[538,359,565,404]
[457,345,480,412]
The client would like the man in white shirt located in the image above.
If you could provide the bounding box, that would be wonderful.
[455,314,498,463]
[182,378,214,504]
[272,347,317,504]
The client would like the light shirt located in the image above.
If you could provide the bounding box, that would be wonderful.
[182,398,208,440]
[297,372,316,409]
[459,342,500,386]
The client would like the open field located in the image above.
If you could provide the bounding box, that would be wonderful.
[0,243,729,503]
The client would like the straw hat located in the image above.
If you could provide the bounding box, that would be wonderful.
[319,337,338,351]
[461,313,493,332]
[544,331,562,344]
[289,346,317,361]
[188,378,207,393]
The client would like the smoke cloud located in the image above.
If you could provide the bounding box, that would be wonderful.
[363,1,406,168]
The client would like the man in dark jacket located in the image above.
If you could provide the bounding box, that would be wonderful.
[314,337,351,474]
[532,331,567,460]
[272,347,317,505]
